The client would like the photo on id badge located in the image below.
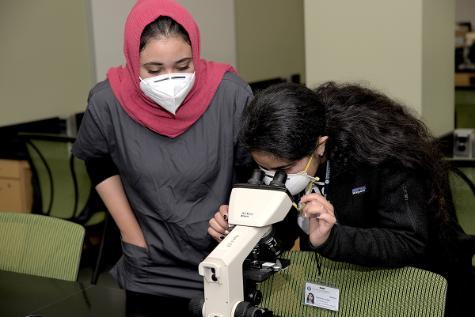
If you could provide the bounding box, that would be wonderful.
[304,281,340,311]
[305,284,317,306]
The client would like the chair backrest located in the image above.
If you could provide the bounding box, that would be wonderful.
[72,153,93,218]
[257,251,447,317]
[449,165,475,266]
[0,212,85,281]
[20,133,92,220]
[449,166,475,235]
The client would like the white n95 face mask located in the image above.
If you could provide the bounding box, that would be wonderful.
[139,72,195,115]
[260,156,319,196]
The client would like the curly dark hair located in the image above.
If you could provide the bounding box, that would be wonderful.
[316,82,440,170]
[239,82,451,224]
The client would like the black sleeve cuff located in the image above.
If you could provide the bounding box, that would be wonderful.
[273,207,300,251]
[312,225,338,253]
[85,156,119,186]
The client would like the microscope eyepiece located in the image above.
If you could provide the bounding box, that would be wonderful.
[269,170,287,187]
[248,169,264,185]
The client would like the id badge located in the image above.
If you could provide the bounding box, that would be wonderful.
[304,281,340,312]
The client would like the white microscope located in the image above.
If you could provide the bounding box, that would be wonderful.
[190,170,294,317]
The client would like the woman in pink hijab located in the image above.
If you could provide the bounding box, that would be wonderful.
[73,0,253,314]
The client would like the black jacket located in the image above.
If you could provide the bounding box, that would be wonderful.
[312,162,431,268]
[294,161,470,274]
[274,160,472,316]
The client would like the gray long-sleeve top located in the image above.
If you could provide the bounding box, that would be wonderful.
[72,72,253,298]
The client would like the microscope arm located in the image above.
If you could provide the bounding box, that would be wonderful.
[198,225,272,317]
[196,175,293,317]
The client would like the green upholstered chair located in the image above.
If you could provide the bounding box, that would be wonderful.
[454,89,475,129]
[449,164,475,266]
[0,212,85,281]
[19,133,108,284]
[257,251,447,317]
[20,133,105,226]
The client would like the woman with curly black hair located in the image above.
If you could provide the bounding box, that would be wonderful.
[208,82,472,316]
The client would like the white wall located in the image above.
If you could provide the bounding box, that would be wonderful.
[304,1,423,112]
[422,0,455,136]
[88,0,136,82]
[304,0,454,136]
[0,0,93,127]
[456,0,475,26]
[89,0,236,82]
[177,0,237,67]
[235,0,305,82]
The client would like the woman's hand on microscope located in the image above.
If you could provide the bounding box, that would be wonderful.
[208,204,233,242]
[300,193,337,248]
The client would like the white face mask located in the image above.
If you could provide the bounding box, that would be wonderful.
[139,72,195,114]
[260,156,319,195]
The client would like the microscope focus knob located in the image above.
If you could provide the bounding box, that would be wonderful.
[234,301,273,317]
[246,289,262,306]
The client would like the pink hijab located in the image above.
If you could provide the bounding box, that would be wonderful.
[107,0,234,137]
